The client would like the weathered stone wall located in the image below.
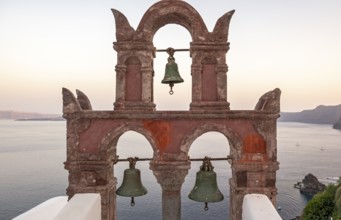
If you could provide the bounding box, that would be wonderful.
[63,87,280,220]
[62,1,281,219]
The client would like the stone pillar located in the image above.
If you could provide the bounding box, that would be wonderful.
[216,64,228,102]
[189,43,230,111]
[230,161,279,220]
[150,161,190,220]
[190,64,202,103]
[64,160,116,220]
[114,65,126,110]
[141,66,151,102]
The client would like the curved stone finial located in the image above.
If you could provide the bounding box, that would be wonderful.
[76,89,92,110]
[62,88,81,113]
[111,9,135,41]
[254,88,281,113]
[212,10,235,42]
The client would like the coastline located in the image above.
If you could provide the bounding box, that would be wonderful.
[15,117,65,121]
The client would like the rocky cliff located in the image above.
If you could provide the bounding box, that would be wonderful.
[279,104,341,125]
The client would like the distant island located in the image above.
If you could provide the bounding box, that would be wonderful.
[0,110,64,121]
[15,117,65,121]
[279,104,341,130]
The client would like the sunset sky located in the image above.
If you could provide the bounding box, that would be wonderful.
[1,0,340,114]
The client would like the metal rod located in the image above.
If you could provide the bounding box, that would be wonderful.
[189,157,231,161]
[113,156,232,163]
[156,48,189,52]
[115,157,152,162]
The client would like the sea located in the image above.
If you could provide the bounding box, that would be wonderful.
[0,120,340,220]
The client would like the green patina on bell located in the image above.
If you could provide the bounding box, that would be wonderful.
[116,157,148,206]
[188,157,224,211]
[161,47,184,95]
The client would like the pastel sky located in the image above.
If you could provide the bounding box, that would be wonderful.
[1,0,340,114]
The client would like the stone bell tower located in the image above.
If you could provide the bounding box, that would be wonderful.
[62,1,281,220]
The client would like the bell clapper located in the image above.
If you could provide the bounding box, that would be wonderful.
[130,197,135,206]
[169,82,174,95]
[204,202,209,211]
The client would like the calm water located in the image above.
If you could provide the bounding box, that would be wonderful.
[0,120,340,220]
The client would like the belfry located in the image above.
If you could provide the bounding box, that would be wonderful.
[62,1,281,219]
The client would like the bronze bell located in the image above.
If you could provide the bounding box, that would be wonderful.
[188,157,224,211]
[161,47,184,95]
[116,157,148,206]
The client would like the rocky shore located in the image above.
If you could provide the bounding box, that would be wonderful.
[294,173,326,196]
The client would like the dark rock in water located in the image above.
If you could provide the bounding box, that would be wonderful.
[299,173,326,196]
[333,116,341,130]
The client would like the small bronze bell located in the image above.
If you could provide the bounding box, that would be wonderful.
[116,157,148,206]
[161,47,184,95]
[188,157,224,211]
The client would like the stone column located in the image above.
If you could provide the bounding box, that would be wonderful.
[189,43,203,104]
[216,64,228,102]
[141,66,154,103]
[191,64,202,103]
[150,161,190,220]
[230,160,279,220]
[114,64,126,110]
[64,160,116,220]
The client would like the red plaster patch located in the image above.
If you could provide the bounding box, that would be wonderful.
[243,133,266,153]
[143,120,170,152]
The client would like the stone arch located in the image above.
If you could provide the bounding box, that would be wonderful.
[182,131,231,219]
[99,123,159,161]
[124,56,141,65]
[201,56,218,65]
[136,0,208,42]
[187,131,230,159]
[180,123,242,160]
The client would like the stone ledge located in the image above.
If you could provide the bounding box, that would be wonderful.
[63,110,279,120]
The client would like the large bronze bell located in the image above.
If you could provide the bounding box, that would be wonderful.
[161,47,184,95]
[188,157,224,211]
[116,157,148,206]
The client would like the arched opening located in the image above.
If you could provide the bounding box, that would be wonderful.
[153,24,192,110]
[182,132,231,219]
[115,131,161,220]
